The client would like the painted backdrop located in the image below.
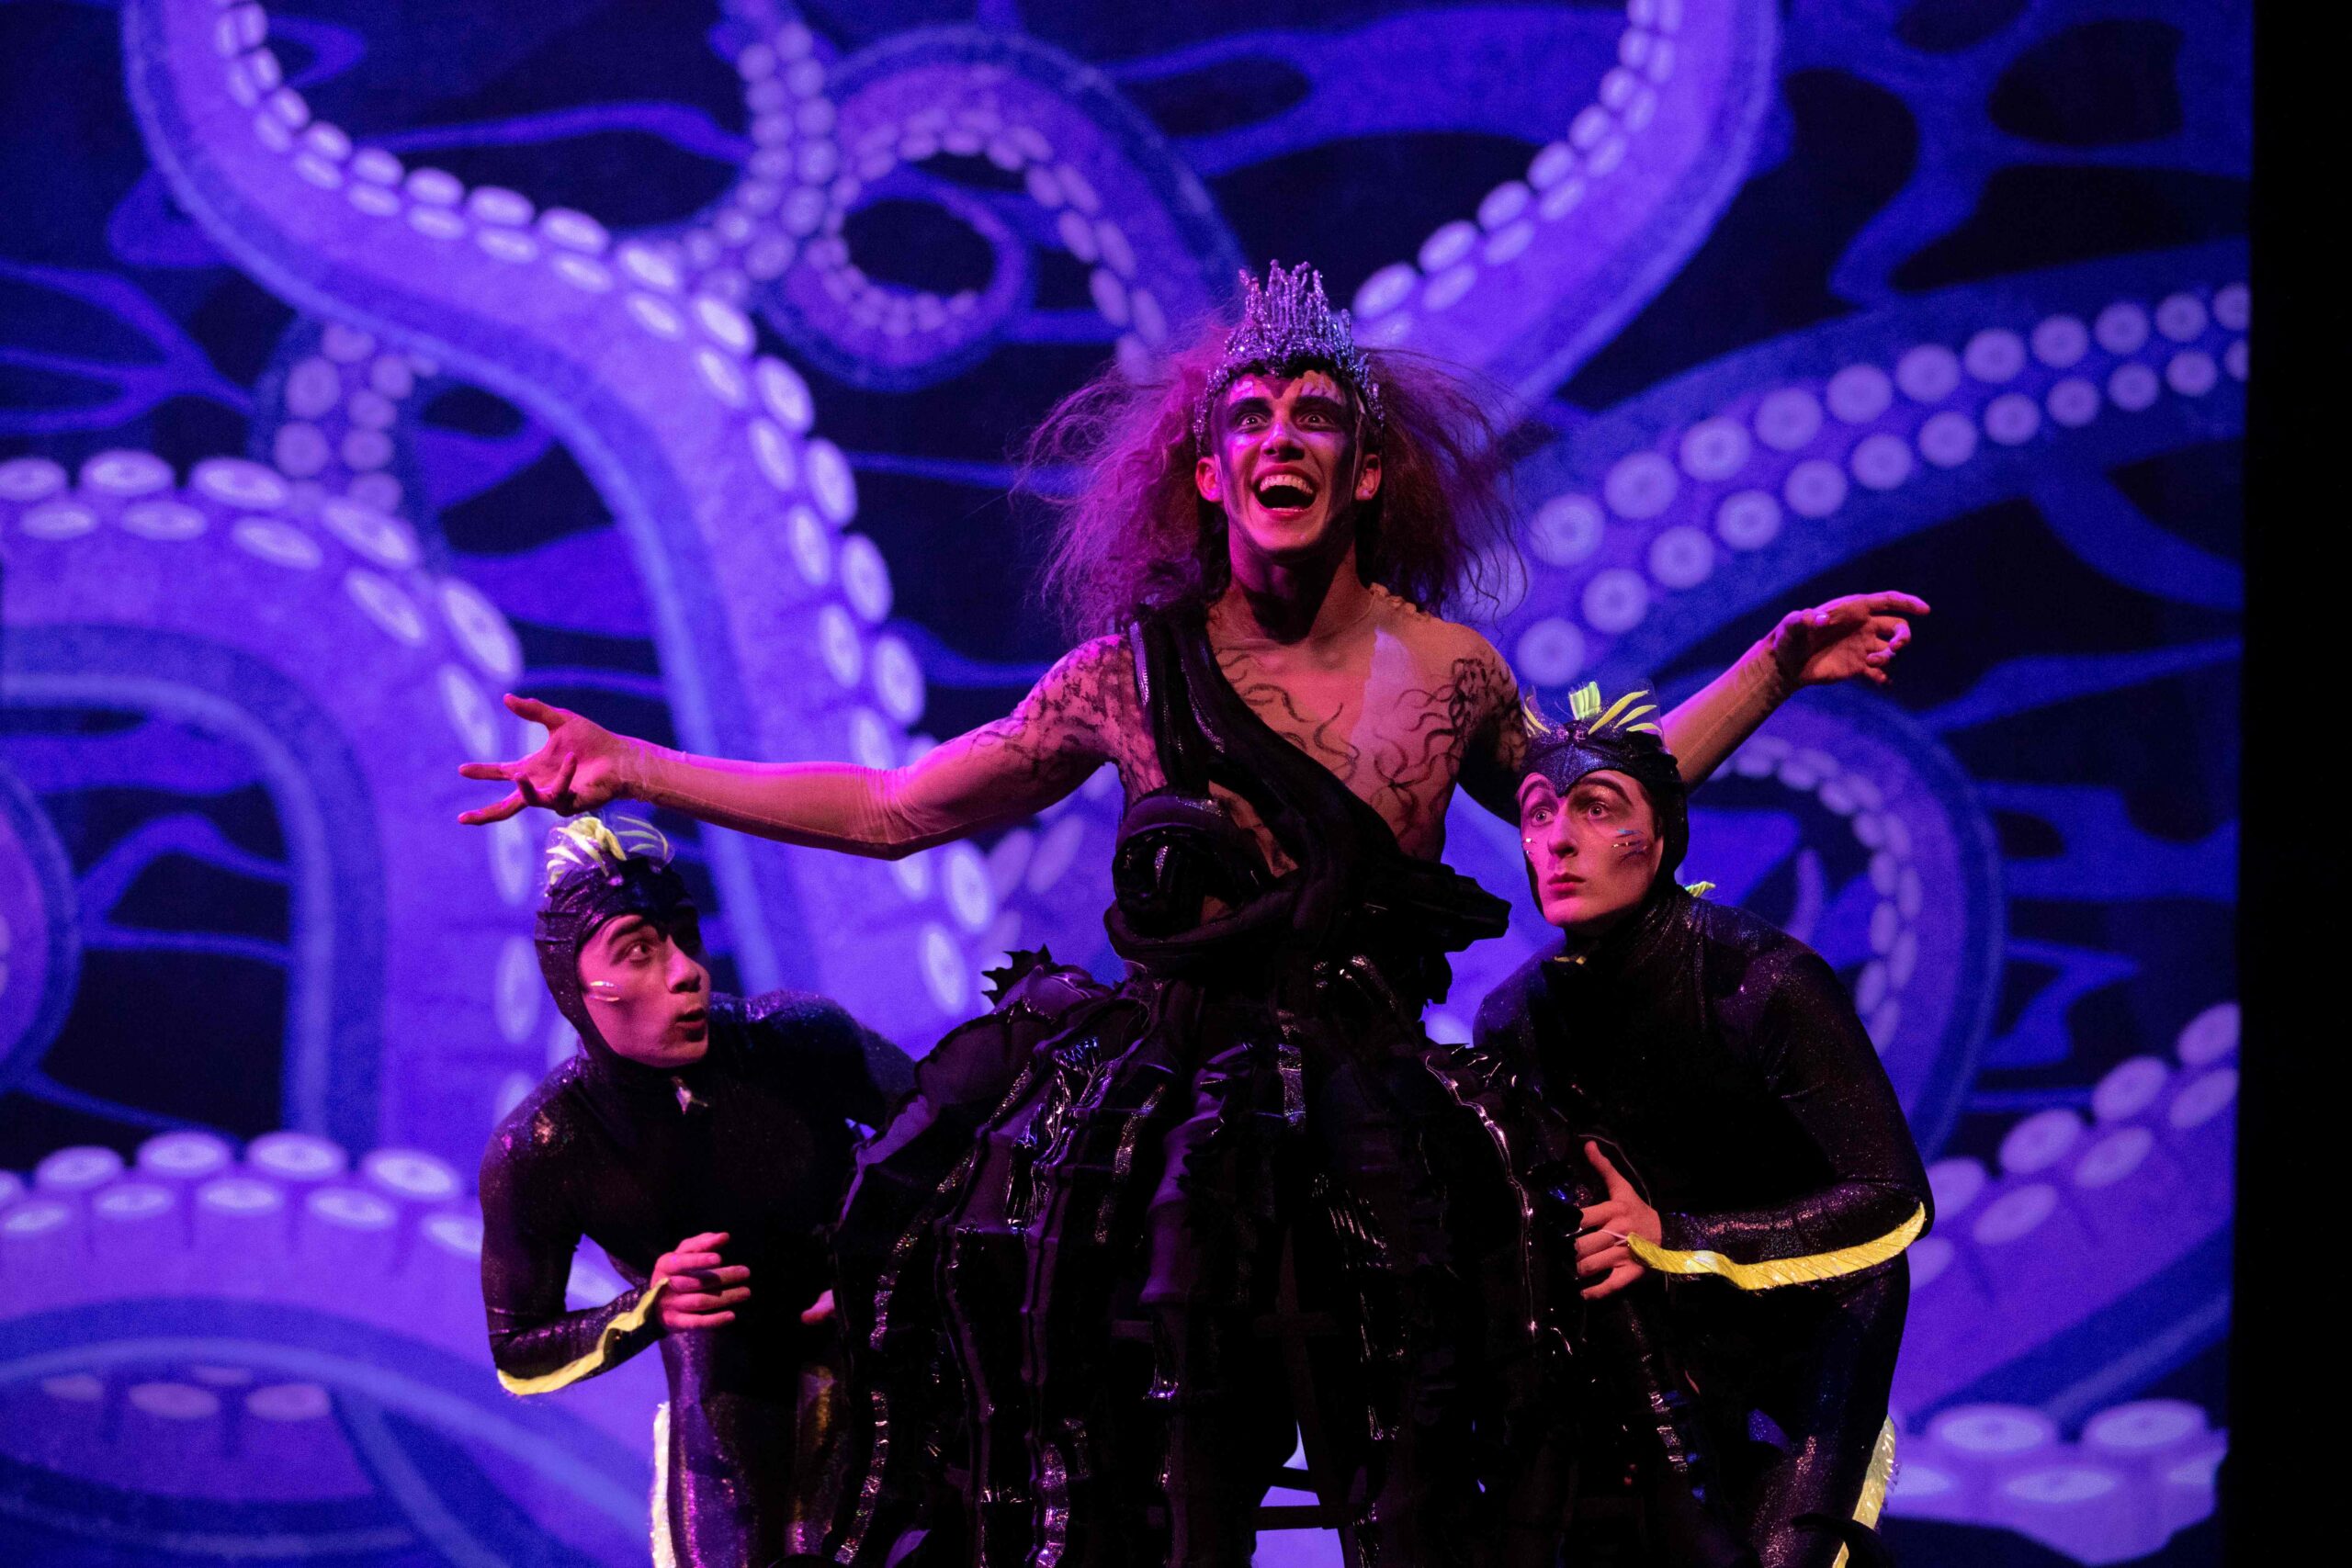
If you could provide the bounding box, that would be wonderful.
[0,1,2245,1563]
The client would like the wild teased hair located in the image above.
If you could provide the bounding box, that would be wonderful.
[1023,323,1520,640]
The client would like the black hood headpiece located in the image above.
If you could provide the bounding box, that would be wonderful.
[533,816,695,1055]
[1523,682,1690,876]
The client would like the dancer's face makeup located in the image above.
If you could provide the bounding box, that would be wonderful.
[577,913,710,1066]
[1195,368,1381,569]
[1518,769,1667,933]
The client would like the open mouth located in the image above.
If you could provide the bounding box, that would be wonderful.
[1252,472,1318,514]
[675,1008,707,1030]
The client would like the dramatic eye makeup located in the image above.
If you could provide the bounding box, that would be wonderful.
[1567,780,1633,819]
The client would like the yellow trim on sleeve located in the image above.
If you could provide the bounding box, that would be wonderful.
[496,1277,667,1395]
[651,1401,678,1568]
[1830,1417,1899,1568]
[1853,1416,1897,1529]
[1627,1204,1926,1292]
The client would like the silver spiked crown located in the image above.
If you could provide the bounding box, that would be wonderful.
[1193,262,1385,446]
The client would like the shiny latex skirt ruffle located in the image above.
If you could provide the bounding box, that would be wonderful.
[808,953,1541,1568]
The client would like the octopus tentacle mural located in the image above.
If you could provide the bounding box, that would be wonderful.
[1348,0,1782,398]
[1,446,539,1160]
[0,1131,662,1561]
[120,0,987,1062]
[685,1,1245,389]
[247,319,439,529]
[1493,249,2245,689]
[0,1,2243,1562]
[1781,0,2250,309]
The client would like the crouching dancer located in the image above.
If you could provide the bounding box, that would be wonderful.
[1467,688,1931,1568]
[477,817,912,1567]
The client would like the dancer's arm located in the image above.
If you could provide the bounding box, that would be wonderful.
[1660,591,1929,786]
[479,1149,668,1392]
[1624,947,1931,1291]
[458,637,1131,857]
[1458,592,1928,820]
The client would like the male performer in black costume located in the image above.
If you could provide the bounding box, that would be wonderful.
[477,817,912,1567]
[1468,687,1930,1568]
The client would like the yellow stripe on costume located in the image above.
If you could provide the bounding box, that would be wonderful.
[651,1401,678,1568]
[1611,701,1661,730]
[1592,691,1649,730]
[1830,1418,1899,1568]
[496,1277,667,1394]
[1626,1205,1926,1291]
[1854,1417,1897,1529]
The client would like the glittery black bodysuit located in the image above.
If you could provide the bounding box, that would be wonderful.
[811,608,1517,1567]
[1469,884,1931,1568]
[479,989,912,1568]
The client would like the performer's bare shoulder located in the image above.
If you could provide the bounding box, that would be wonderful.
[1351,591,1522,856]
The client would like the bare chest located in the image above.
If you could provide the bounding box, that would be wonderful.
[1126,637,1490,861]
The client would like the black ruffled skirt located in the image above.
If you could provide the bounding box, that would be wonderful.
[806,951,1544,1568]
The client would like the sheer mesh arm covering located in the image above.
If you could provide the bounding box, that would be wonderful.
[615,638,1126,858]
[1658,637,1793,789]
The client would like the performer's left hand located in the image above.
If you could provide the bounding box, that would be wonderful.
[1770,592,1930,690]
[1577,1141,1662,1300]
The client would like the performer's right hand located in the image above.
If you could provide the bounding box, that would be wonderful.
[458,694,633,824]
[1575,1143,1660,1301]
[652,1230,752,1331]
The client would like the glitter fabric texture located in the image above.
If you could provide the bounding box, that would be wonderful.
[479,988,912,1564]
[1473,884,1931,1567]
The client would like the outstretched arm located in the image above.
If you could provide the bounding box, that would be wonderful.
[458,637,1133,858]
[1459,591,1929,821]
[1658,591,1929,786]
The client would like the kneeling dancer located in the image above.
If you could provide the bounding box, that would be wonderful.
[478,818,911,1567]
[1468,688,1932,1568]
